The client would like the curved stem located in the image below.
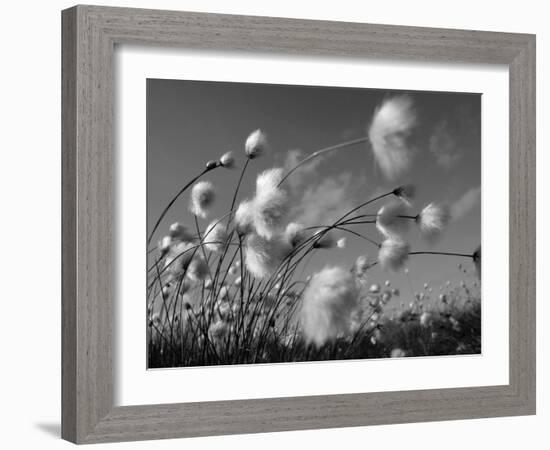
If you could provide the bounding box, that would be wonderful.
[278,136,368,187]
[335,191,393,225]
[147,166,213,245]
[409,251,472,258]
[229,158,250,215]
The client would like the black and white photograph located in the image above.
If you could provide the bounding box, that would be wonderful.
[146,79,482,368]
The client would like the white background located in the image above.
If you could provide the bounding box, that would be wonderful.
[0,1,546,449]
[116,48,509,405]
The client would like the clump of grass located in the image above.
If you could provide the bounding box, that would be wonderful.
[147,110,482,368]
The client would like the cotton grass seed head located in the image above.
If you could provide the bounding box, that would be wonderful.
[390,348,407,358]
[376,201,411,238]
[417,203,450,242]
[379,238,410,272]
[354,254,370,277]
[158,236,172,257]
[189,181,216,219]
[205,160,219,170]
[219,151,235,168]
[300,266,359,348]
[392,184,416,205]
[186,255,209,282]
[284,222,306,247]
[164,241,195,276]
[244,233,292,279]
[368,96,417,181]
[252,168,289,239]
[256,167,284,193]
[234,199,254,235]
[420,312,433,328]
[204,220,227,253]
[245,129,268,159]
[168,222,194,242]
[336,237,347,249]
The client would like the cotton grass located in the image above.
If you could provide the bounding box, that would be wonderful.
[203,220,227,253]
[284,222,306,247]
[168,222,194,242]
[219,151,235,168]
[234,199,254,235]
[368,96,417,181]
[379,238,410,271]
[300,266,359,348]
[244,233,292,279]
[252,168,289,239]
[376,201,411,238]
[245,129,268,159]
[189,181,216,219]
[164,241,195,276]
[417,203,451,241]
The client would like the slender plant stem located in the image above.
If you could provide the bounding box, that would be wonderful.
[278,136,368,187]
[147,166,214,245]
[409,251,472,258]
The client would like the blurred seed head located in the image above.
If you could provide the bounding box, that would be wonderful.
[189,181,216,219]
[219,151,235,168]
[417,203,451,242]
[245,129,268,159]
[379,238,410,272]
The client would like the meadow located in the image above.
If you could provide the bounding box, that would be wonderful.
[146,96,481,368]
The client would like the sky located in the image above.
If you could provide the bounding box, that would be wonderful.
[147,78,481,309]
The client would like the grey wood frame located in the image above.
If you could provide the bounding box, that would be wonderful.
[62,4,536,444]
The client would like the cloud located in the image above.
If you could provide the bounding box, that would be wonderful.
[368,95,417,181]
[289,172,363,227]
[451,186,481,220]
[429,121,462,170]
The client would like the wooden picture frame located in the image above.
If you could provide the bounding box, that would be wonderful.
[61,5,536,444]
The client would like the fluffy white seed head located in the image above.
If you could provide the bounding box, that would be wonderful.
[244,233,292,279]
[368,96,417,181]
[417,203,451,242]
[369,283,381,294]
[284,222,306,247]
[252,169,289,239]
[245,129,268,159]
[186,255,209,282]
[234,199,254,235]
[203,220,227,253]
[376,201,411,238]
[379,238,410,272]
[300,266,359,348]
[256,167,284,193]
[420,312,433,328]
[390,348,407,358]
[164,242,195,276]
[354,254,370,277]
[244,129,268,159]
[158,236,172,257]
[189,181,216,219]
[219,151,235,168]
[168,222,194,242]
[209,319,229,341]
[336,237,347,249]
[393,184,416,205]
[381,291,392,303]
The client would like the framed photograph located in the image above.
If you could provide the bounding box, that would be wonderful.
[62,5,536,444]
